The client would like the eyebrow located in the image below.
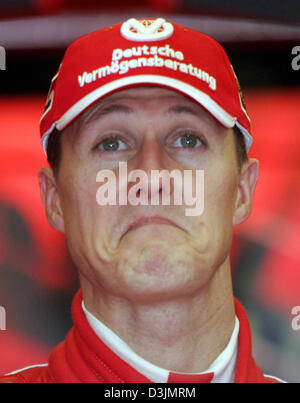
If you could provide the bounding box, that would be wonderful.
[80,102,202,133]
[73,101,210,145]
[88,103,199,121]
[84,104,134,125]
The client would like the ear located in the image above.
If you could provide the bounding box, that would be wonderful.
[38,166,65,233]
[233,158,259,226]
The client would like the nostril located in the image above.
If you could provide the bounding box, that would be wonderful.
[135,182,163,199]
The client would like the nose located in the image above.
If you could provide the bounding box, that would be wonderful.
[128,139,173,205]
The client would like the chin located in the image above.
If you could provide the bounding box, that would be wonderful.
[114,245,212,302]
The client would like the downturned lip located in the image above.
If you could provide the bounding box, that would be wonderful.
[124,215,181,236]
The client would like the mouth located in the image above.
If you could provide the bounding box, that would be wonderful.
[123,215,182,237]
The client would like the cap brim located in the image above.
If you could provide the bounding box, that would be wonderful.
[41,74,253,153]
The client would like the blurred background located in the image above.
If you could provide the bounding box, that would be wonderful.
[0,0,300,382]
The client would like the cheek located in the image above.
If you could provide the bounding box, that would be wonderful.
[200,165,238,245]
[202,142,238,211]
[58,164,126,257]
[58,163,101,235]
[206,172,237,214]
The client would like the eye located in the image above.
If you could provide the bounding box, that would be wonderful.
[171,131,205,149]
[96,136,127,152]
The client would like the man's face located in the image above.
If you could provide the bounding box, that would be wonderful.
[41,87,258,302]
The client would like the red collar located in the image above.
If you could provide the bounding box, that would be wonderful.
[47,289,266,383]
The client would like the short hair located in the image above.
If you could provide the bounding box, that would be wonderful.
[46,127,62,178]
[46,124,248,178]
[233,125,248,170]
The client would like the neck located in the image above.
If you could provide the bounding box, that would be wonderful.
[80,257,235,373]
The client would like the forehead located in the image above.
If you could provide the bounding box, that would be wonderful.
[73,85,220,131]
[94,86,210,115]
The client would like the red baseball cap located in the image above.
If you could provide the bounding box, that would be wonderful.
[40,17,252,153]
